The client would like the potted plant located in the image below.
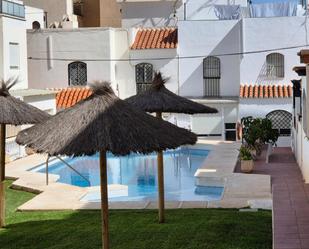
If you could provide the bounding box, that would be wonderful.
[239,145,254,173]
[241,117,278,158]
[241,117,262,158]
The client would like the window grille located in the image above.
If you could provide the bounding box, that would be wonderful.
[266,110,292,136]
[68,61,87,86]
[135,63,153,94]
[266,53,284,78]
[203,57,220,97]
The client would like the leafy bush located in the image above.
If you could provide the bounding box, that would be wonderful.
[239,145,253,161]
[241,116,279,154]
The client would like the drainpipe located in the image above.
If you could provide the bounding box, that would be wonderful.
[221,106,225,141]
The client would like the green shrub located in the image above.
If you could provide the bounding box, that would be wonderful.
[239,146,253,161]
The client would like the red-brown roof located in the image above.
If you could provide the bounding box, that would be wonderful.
[56,88,93,109]
[131,27,178,50]
[240,84,292,99]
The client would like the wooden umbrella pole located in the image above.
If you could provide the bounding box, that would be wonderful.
[99,150,109,249]
[156,112,165,223]
[0,124,5,182]
[0,124,5,228]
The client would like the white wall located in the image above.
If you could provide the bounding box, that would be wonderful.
[239,99,292,118]
[120,1,183,28]
[27,28,115,89]
[292,74,309,182]
[185,0,247,20]
[25,6,45,29]
[178,19,242,97]
[23,94,57,115]
[241,17,309,84]
[0,16,28,89]
[178,16,309,99]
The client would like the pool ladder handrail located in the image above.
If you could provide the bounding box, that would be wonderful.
[45,155,91,187]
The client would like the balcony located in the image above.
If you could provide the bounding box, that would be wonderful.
[0,0,25,19]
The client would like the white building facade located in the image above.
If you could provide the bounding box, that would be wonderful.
[291,61,309,183]
[26,0,309,144]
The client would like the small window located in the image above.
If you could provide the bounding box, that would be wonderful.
[68,61,87,86]
[32,21,41,29]
[135,63,153,93]
[266,53,284,78]
[203,56,221,97]
[73,1,84,16]
[9,42,20,70]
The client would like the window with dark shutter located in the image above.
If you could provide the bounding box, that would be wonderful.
[135,63,153,94]
[203,57,220,97]
[68,61,87,86]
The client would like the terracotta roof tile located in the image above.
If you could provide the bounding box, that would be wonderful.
[239,85,244,98]
[239,84,292,99]
[131,27,178,50]
[259,85,263,98]
[288,85,293,97]
[269,85,273,98]
[263,85,268,98]
[56,88,93,109]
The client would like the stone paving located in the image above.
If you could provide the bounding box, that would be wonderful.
[236,147,309,249]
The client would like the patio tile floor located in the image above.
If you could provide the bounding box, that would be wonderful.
[236,147,309,249]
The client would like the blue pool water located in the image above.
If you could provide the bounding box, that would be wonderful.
[31,148,224,202]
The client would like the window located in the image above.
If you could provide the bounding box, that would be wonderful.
[135,63,153,93]
[225,123,236,141]
[68,61,87,86]
[1,0,25,18]
[9,42,19,70]
[32,21,41,29]
[73,0,84,16]
[266,53,284,78]
[203,56,220,97]
[266,110,292,136]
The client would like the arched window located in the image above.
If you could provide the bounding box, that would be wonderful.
[203,56,221,97]
[266,53,284,78]
[32,21,41,29]
[135,63,153,93]
[266,110,292,136]
[68,61,87,86]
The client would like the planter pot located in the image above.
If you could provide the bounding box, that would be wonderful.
[241,159,254,173]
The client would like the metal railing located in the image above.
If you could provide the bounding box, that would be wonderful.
[0,0,25,19]
[45,155,91,186]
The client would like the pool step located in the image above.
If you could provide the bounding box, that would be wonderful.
[194,169,225,187]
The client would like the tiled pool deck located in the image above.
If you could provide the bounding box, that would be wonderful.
[5,140,271,210]
[236,147,309,249]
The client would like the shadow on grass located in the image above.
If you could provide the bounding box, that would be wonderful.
[0,209,272,249]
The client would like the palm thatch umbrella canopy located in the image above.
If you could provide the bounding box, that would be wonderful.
[125,72,218,223]
[125,72,218,114]
[0,81,51,125]
[0,79,50,228]
[16,82,197,249]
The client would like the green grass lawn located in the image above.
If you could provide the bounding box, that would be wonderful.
[0,181,272,249]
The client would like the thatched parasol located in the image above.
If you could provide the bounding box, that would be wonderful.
[126,72,218,223]
[125,72,218,114]
[0,78,50,228]
[16,82,197,249]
